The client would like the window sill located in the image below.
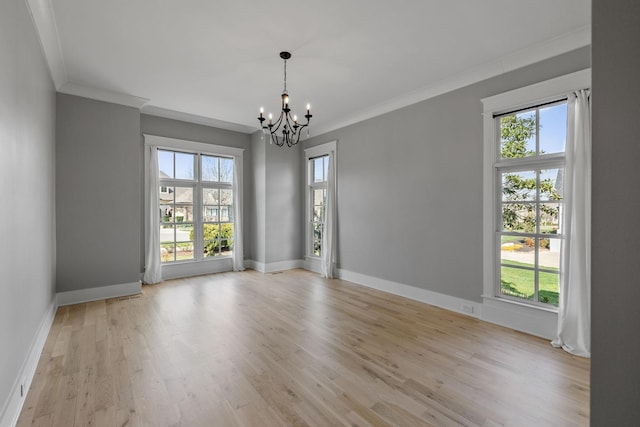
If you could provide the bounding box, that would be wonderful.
[481,294,558,314]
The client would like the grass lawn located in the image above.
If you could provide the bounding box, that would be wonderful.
[501,259,559,306]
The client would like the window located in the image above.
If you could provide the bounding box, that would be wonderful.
[158,149,234,263]
[308,155,328,257]
[496,101,566,307]
[482,69,590,323]
[304,140,337,262]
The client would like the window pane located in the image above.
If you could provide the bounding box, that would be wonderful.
[160,186,175,223]
[175,152,195,180]
[313,189,325,207]
[160,225,175,244]
[314,158,325,182]
[313,222,323,256]
[202,155,219,182]
[220,158,234,183]
[313,206,324,222]
[203,188,219,205]
[175,224,193,246]
[540,237,561,270]
[158,150,174,178]
[174,187,193,222]
[540,202,561,233]
[539,103,567,155]
[203,223,220,257]
[161,243,175,262]
[502,203,536,233]
[220,189,233,207]
[175,223,194,261]
[539,271,559,306]
[540,168,563,201]
[500,237,535,268]
[500,266,534,301]
[502,171,536,202]
[500,111,536,159]
[323,157,329,181]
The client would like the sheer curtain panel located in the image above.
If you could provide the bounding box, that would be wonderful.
[143,145,162,284]
[321,150,337,278]
[552,89,591,357]
[232,156,244,271]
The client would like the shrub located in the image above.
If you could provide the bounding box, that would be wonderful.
[189,223,233,256]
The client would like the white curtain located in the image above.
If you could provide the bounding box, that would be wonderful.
[143,145,162,284]
[552,89,591,357]
[232,156,245,271]
[321,150,337,278]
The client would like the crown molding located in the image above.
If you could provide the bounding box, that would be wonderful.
[141,105,257,134]
[26,0,67,89]
[58,82,150,109]
[312,25,591,137]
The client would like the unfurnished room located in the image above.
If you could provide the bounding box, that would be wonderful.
[1,1,639,426]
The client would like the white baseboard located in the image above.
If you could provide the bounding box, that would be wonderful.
[0,300,57,427]
[57,281,141,306]
[303,257,322,274]
[336,268,482,319]
[246,259,304,273]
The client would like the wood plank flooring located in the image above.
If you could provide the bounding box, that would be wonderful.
[17,269,590,426]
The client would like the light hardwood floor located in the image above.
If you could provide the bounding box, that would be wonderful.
[17,269,589,426]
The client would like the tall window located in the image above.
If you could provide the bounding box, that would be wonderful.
[308,155,329,257]
[495,101,567,307]
[158,149,234,263]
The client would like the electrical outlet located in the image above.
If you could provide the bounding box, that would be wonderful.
[20,384,24,397]
[462,304,474,314]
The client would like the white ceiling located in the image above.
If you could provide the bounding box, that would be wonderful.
[28,0,590,136]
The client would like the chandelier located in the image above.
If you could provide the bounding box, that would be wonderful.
[257,51,312,147]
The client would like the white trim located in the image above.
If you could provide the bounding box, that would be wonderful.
[161,258,233,280]
[25,0,67,89]
[143,134,244,158]
[245,259,304,274]
[57,282,141,306]
[482,296,558,340]
[312,27,591,137]
[58,82,149,109]
[304,140,337,158]
[481,69,591,114]
[142,105,256,134]
[336,269,482,319]
[0,300,57,427]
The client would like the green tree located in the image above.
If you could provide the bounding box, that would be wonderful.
[501,115,561,232]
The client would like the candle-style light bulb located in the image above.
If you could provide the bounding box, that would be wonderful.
[259,107,264,118]
[284,96,289,106]
[293,115,298,123]
[268,113,273,124]
[306,103,311,112]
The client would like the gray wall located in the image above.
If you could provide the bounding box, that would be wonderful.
[251,132,267,263]
[303,47,590,303]
[265,141,302,263]
[250,132,302,265]
[56,94,141,292]
[591,0,640,423]
[140,114,253,265]
[0,0,56,416]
